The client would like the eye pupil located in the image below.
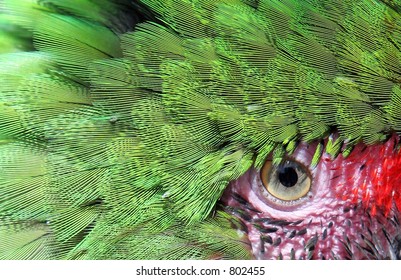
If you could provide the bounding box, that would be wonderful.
[278,166,298,188]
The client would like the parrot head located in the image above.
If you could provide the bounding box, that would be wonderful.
[1,0,401,260]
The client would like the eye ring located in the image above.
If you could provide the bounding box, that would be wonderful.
[260,158,312,202]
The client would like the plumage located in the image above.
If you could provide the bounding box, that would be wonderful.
[1,0,401,259]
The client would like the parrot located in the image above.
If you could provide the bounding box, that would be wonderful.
[1,0,401,260]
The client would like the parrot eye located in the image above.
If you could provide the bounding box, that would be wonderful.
[260,159,312,201]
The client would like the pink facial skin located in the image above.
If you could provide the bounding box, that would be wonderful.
[221,135,401,260]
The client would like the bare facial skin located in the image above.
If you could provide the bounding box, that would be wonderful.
[221,135,401,259]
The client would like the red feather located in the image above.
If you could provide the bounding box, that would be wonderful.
[342,134,401,216]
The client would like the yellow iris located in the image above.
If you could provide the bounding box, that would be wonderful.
[261,159,312,201]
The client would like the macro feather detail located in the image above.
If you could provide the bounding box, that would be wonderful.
[1,0,401,259]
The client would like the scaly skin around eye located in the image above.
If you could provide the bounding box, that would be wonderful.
[221,135,401,260]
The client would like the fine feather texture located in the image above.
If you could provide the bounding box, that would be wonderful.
[1,0,401,259]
